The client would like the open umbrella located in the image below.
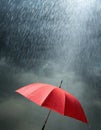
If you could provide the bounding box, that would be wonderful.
[16,81,88,130]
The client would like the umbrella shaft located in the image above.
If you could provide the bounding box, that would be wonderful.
[42,110,51,130]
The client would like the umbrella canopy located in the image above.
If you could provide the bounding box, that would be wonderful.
[16,82,88,124]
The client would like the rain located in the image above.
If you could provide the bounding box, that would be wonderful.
[0,0,101,130]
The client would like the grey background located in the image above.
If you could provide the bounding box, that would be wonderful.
[0,0,101,130]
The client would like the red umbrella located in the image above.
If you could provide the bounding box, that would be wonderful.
[16,81,88,129]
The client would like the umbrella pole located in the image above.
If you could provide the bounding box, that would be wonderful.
[41,80,63,130]
[41,110,51,130]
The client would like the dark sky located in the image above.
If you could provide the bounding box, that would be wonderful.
[0,0,101,130]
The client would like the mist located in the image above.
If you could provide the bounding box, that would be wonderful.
[0,0,101,130]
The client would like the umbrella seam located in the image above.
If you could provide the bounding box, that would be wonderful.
[27,86,55,105]
[41,87,65,115]
[41,88,55,106]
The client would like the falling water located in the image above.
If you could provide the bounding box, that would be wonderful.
[0,0,101,130]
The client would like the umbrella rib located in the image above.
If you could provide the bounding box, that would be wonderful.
[24,83,55,98]
[41,87,65,116]
[40,88,54,106]
[26,86,54,105]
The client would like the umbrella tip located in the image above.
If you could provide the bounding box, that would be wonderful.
[61,80,63,85]
[59,80,63,88]
[61,80,63,83]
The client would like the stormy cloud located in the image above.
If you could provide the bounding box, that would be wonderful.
[0,0,101,130]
